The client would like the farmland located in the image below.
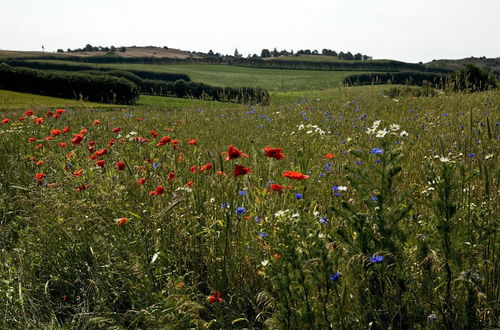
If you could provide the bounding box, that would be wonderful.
[1,78,499,328]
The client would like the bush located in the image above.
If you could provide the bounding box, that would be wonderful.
[343,71,446,87]
[447,64,497,92]
[0,63,139,104]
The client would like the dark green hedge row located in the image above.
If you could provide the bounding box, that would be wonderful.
[343,71,447,87]
[0,63,139,104]
[4,59,190,82]
[141,79,270,105]
[15,55,452,74]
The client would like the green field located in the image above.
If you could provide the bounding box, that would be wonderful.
[23,60,364,91]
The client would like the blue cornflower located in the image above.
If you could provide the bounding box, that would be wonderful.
[236,207,246,215]
[355,160,362,165]
[67,162,73,168]
[370,148,383,154]
[238,190,246,196]
[258,232,269,237]
[254,216,262,223]
[444,113,449,117]
[468,153,476,158]
[197,108,203,112]
[152,162,160,169]
[319,173,325,178]
[319,217,328,225]
[375,159,381,163]
[371,196,378,201]
[295,193,303,200]
[369,254,384,263]
[220,202,230,209]
[329,272,341,281]
[360,114,367,120]
[332,186,340,192]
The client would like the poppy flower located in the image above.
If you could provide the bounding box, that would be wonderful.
[80,129,88,134]
[96,160,105,168]
[270,183,284,192]
[188,139,197,145]
[216,170,225,176]
[34,173,46,179]
[190,165,197,173]
[25,110,34,116]
[185,181,193,187]
[94,148,107,157]
[45,111,54,117]
[115,217,128,226]
[44,136,53,141]
[137,117,143,121]
[51,129,61,136]
[171,139,179,145]
[55,109,65,114]
[76,184,88,191]
[156,136,171,146]
[59,142,67,147]
[111,127,121,133]
[62,127,70,133]
[71,134,84,145]
[88,154,97,160]
[149,185,164,196]
[36,160,44,166]
[52,114,60,119]
[108,139,116,147]
[72,169,84,177]
[200,163,213,172]
[325,153,336,159]
[35,144,43,149]
[116,161,126,170]
[168,171,176,180]
[88,141,96,147]
[150,130,159,138]
[18,117,25,121]
[28,137,36,143]
[208,291,223,303]
[177,155,183,161]
[35,117,44,124]
[264,147,285,160]
[92,120,100,125]
[234,164,251,177]
[137,178,147,185]
[226,145,242,160]
[1,118,9,124]
[282,171,309,180]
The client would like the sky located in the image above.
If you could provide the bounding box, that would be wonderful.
[1,0,499,63]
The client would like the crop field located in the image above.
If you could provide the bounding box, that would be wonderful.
[0,86,499,328]
[23,60,362,91]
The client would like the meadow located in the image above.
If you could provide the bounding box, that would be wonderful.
[0,85,499,329]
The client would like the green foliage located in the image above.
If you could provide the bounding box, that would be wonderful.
[0,63,139,104]
[447,64,498,92]
[344,71,447,87]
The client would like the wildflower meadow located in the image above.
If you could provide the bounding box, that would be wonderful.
[0,87,499,328]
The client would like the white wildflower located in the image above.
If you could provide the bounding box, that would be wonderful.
[389,124,400,131]
[400,130,409,137]
[376,129,388,138]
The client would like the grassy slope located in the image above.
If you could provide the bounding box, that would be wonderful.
[21,60,365,91]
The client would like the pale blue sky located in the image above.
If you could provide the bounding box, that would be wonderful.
[1,0,498,63]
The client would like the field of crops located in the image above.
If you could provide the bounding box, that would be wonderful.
[0,86,499,328]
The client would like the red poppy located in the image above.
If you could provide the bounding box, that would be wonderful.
[80,129,88,134]
[55,109,65,114]
[96,160,105,168]
[199,163,213,172]
[185,181,193,187]
[46,111,54,117]
[208,291,223,303]
[59,142,67,147]
[36,160,44,166]
[34,173,46,179]
[1,118,9,124]
[171,139,179,145]
[216,170,225,176]
[264,147,285,160]
[168,171,176,180]
[88,141,96,147]
[28,137,36,143]
[156,136,171,146]
[62,127,70,133]
[108,138,116,147]
[92,120,100,125]
[226,145,242,160]
[71,134,84,145]
[234,164,251,177]
[53,114,60,119]
[149,185,164,196]
[115,217,128,226]
[25,110,34,116]
[116,161,126,170]
[18,117,25,121]
[282,171,309,180]
[94,148,108,157]
[325,153,336,159]
[177,155,183,161]
[76,184,88,191]
[190,165,197,173]
[270,183,284,192]
[72,169,84,177]
[51,129,61,136]
[188,139,197,145]
[34,117,44,124]
[88,154,97,160]
[137,117,143,121]
[35,144,43,149]
[44,136,53,141]
[137,178,147,185]
[111,127,121,133]
[150,130,159,138]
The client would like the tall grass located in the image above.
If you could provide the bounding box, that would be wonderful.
[0,87,498,328]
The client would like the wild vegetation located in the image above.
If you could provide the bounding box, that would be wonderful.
[0,83,498,328]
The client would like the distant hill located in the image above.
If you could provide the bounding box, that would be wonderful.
[426,57,500,77]
[0,46,199,60]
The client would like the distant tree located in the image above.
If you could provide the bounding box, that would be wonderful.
[362,55,369,61]
[354,53,363,60]
[448,64,497,92]
[110,45,116,52]
[312,49,319,55]
[57,49,64,53]
[234,48,242,58]
[271,48,279,57]
[83,44,93,52]
[338,51,345,59]
[261,49,271,58]
[345,51,354,60]
[119,46,126,52]
[67,48,72,52]
[207,50,215,56]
